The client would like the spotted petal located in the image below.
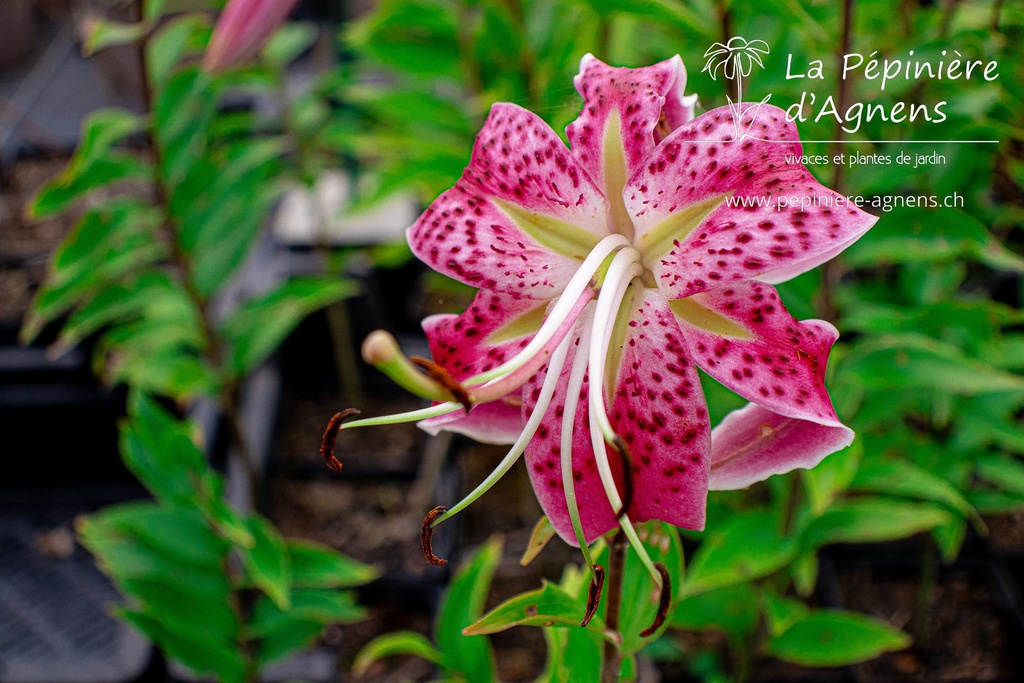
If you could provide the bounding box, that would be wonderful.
[628,105,876,298]
[524,291,711,546]
[607,289,710,531]
[671,281,841,426]
[418,289,544,443]
[709,402,854,490]
[522,308,617,545]
[566,55,695,239]
[407,103,609,299]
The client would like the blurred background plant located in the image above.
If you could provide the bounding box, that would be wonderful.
[2,0,1024,681]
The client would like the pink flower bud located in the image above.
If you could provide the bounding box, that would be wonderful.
[203,0,301,72]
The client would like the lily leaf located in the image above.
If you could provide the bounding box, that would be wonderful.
[767,610,911,666]
[465,581,603,635]
[682,512,797,599]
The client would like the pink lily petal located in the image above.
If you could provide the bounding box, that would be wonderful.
[523,308,619,545]
[567,55,694,193]
[628,105,877,297]
[672,281,842,426]
[422,289,544,382]
[203,0,300,72]
[608,289,710,531]
[418,398,523,445]
[524,291,712,546]
[709,402,854,490]
[407,103,609,300]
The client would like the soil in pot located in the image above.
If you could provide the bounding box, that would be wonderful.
[834,561,1019,682]
[0,157,74,331]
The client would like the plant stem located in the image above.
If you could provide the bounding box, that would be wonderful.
[601,529,627,683]
[136,0,261,505]
[819,0,855,321]
[717,1,735,100]
[912,541,937,648]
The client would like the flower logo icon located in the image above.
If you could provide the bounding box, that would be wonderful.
[702,37,771,139]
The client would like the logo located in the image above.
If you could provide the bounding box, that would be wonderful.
[701,37,772,141]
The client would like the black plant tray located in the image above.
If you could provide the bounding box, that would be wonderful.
[0,487,153,683]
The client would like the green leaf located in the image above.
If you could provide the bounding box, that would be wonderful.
[239,516,292,609]
[122,577,238,641]
[256,621,324,667]
[851,458,979,522]
[465,581,600,635]
[287,540,379,588]
[220,278,358,376]
[672,583,760,639]
[437,537,501,682]
[766,610,911,667]
[30,155,151,218]
[88,503,226,569]
[78,515,231,599]
[682,513,797,599]
[843,206,1024,272]
[842,334,1024,395]
[762,592,809,638]
[154,69,218,187]
[521,515,556,566]
[109,346,219,400]
[121,392,207,505]
[250,588,366,639]
[803,498,953,548]
[345,0,462,79]
[83,18,148,55]
[975,454,1024,497]
[262,22,318,66]
[147,14,210,88]
[119,609,245,683]
[537,618,603,683]
[353,631,445,678]
[802,438,862,516]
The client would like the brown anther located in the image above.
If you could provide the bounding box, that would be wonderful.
[655,113,673,141]
[321,409,360,472]
[581,564,606,627]
[410,356,473,412]
[421,506,449,566]
[640,562,672,637]
[611,435,634,518]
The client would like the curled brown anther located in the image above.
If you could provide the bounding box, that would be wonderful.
[421,506,449,566]
[611,435,634,518]
[581,564,606,627]
[640,562,672,637]
[321,409,360,472]
[410,356,472,412]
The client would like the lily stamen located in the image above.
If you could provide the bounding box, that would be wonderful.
[587,247,664,588]
[430,331,575,528]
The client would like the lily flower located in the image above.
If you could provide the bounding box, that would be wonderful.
[202,0,300,72]
[329,55,874,604]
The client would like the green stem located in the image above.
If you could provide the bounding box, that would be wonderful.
[601,530,627,683]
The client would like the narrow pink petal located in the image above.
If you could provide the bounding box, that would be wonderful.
[418,398,523,445]
[672,281,843,426]
[523,307,620,545]
[629,104,876,297]
[203,0,300,72]
[407,103,609,300]
[423,289,545,382]
[709,403,854,490]
[566,55,692,190]
[607,289,710,531]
